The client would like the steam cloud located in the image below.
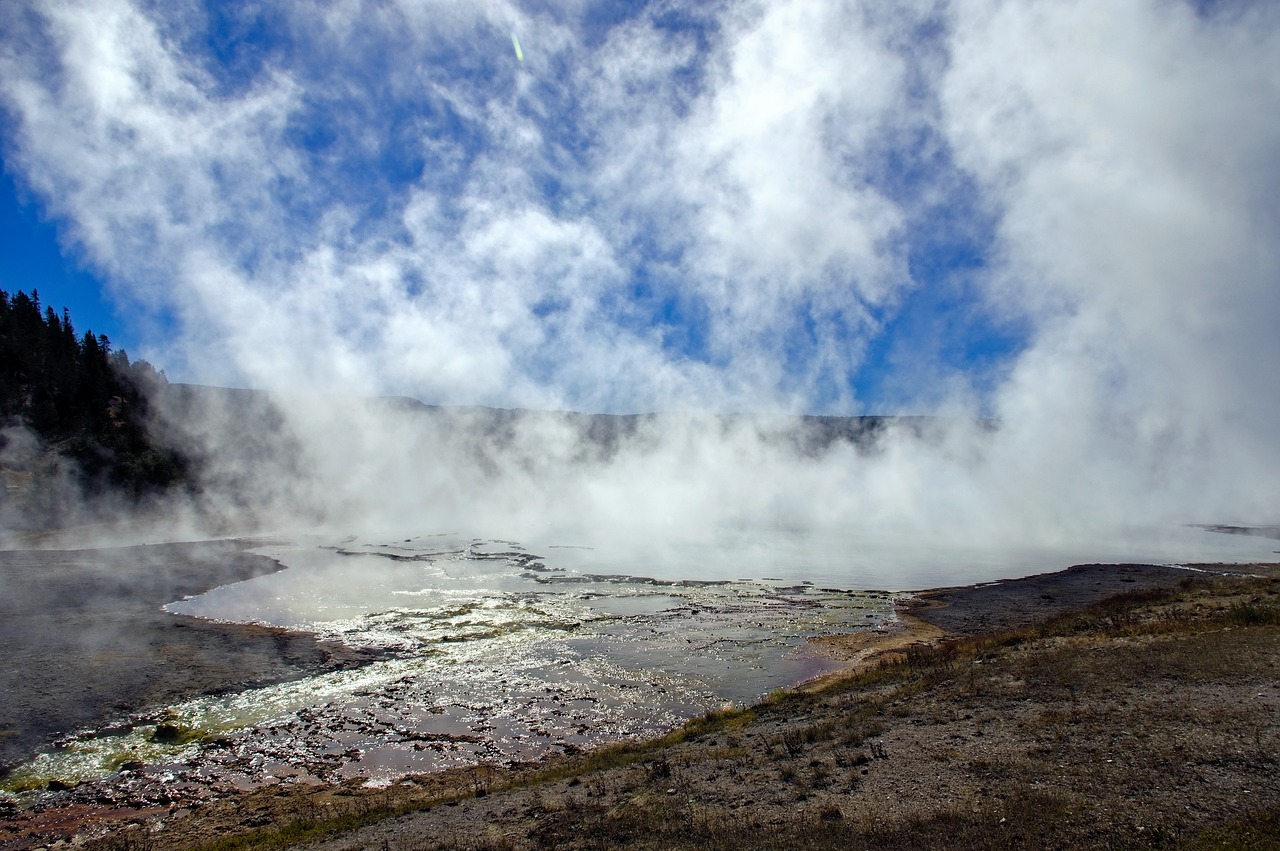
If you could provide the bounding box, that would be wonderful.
[2,1,1278,554]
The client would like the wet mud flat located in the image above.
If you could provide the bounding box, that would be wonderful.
[0,535,892,848]
[3,531,1278,850]
[0,540,383,775]
[6,558,1276,851]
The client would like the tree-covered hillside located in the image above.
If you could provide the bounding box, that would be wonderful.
[0,288,192,511]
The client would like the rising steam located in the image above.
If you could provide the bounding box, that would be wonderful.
[1,0,1278,560]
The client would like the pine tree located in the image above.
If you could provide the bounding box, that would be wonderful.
[0,287,194,504]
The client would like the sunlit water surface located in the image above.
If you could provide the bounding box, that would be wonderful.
[6,525,1275,795]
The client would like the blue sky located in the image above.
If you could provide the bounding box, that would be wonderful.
[0,0,1276,431]
[0,161,130,349]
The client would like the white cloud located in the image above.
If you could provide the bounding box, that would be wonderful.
[565,2,926,409]
[676,2,907,303]
[0,0,929,411]
[1,0,299,294]
[2,0,1278,551]
[940,0,1280,520]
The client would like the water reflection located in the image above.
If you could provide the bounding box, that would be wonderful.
[9,524,1274,793]
[2,535,892,790]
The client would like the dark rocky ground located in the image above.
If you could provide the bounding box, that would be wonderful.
[904,562,1220,635]
[0,540,380,774]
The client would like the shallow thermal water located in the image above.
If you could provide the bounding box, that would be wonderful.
[5,534,895,793]
[6,524,1275,796]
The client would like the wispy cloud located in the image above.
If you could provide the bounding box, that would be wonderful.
[943,0,1280,519]
[2,0,1278,544]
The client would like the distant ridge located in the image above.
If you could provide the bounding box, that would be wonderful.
[161,382,981,459]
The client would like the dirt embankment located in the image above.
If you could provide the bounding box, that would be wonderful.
[11,560,1274,851]
[0,540,381,775]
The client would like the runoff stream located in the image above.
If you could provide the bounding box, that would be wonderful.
[1,533,894,799]
[3,524,1275,803]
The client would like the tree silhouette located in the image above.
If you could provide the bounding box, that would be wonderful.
[0,287,193,502]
